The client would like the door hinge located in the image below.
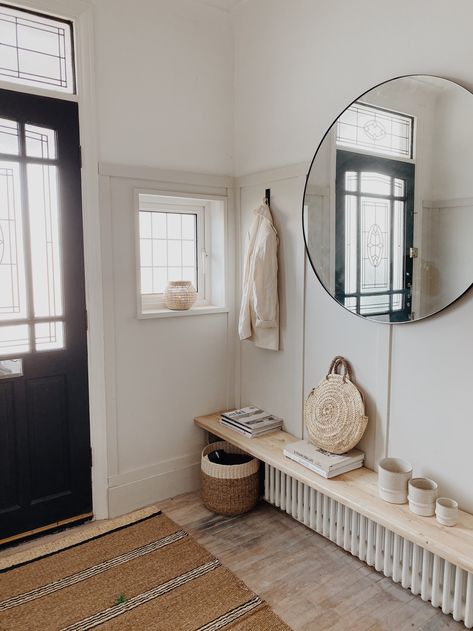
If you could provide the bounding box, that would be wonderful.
[79,145,82,168]
[89,446,93,468]
[409,247,418,259]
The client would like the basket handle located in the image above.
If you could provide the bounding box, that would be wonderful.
[326,356,352,381]
[326,355,343,375]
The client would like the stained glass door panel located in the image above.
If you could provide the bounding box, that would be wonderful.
[0,161,28,326]
[0,141,63,353]
[0,89,91,541]
[336,150,414,321]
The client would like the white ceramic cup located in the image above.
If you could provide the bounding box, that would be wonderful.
[408,478,438,516]
[436,497,458,527]
[378,457,413,504]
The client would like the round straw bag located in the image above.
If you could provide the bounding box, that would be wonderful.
[201,441,260,516]
[304,356,368,454]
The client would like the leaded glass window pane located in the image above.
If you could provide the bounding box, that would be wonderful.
[0,161,28,321]
[0,6,74,93]
[0,117,19,155]
[360,172,391,196]
[359,294,391,315]
[345,171,357,192]
[336,103,414,159]
[393,201,405,293]
[0,120,66,357]
[139,210,198,294]
[0,323,29,354]
[25,124,56,159]
[394,178,405,197]
[360,198,390,295]
[35,321,64,351]
[27,164,63,318]
[344,194,357,295]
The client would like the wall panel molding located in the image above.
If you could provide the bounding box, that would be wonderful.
[237,162,393,471]
[100,164,235,517]
[99,162,234,191]
[108,451,202,488]
[108,456,201,517]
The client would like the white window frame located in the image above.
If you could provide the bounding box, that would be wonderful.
[135,189,228,317]
[137,195,207,310]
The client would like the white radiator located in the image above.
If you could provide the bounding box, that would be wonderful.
[264,463,473,628]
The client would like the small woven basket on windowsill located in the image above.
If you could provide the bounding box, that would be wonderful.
[201,441,260,516]
[164,281,197,310]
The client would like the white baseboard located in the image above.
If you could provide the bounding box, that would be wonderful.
[108,457,201,517]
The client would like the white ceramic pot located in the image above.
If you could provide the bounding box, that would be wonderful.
[408,478,438,516]
[378,457,413,504]
[436,497,458,527]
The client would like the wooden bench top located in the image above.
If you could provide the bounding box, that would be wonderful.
[195,412,473,574]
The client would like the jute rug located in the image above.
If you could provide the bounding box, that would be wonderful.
[0,507,290,630]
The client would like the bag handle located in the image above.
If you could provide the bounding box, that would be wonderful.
[326,356,352,382]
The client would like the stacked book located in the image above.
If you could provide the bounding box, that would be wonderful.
[220,406,283,438]
[283,440,364,479]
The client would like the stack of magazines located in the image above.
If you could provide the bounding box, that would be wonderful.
[220,406,283,438]
[283,440,364,479]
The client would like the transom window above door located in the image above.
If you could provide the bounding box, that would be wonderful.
[0,4,75,93]
[336,102,415,160]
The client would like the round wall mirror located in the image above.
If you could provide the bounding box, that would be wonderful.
[303,75,473,323]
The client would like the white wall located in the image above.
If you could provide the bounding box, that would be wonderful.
[238,167,390,469]
[90,0,235,516]
[234,0,473,511]
[92,0,234,175]
[238,173,306,436]
[100,168,234,516]
[233,0,473,176]
[86,0,473,516]
[423,87,473,310]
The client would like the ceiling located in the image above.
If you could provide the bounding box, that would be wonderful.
[197,0,247,12]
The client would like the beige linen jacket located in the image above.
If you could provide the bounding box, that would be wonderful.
[238,201,279,351]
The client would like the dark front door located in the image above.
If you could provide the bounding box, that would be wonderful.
[0,88,91,541]
[335,149,415,322]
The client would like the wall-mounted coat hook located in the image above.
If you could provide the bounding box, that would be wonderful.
[265,188,271,206]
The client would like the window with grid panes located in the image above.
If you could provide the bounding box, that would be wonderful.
[138,195,206,310]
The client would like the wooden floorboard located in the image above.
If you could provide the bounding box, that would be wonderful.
[160,491,465,631]
[0,491,465,630]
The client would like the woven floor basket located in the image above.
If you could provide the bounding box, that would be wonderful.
[201,441,260,516]
[305,356,368,454]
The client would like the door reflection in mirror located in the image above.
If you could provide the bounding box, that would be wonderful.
[304,76,473,323]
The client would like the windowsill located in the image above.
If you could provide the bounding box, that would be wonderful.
[137,305,229,319]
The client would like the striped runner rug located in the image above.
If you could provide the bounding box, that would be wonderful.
[0,508,291,630]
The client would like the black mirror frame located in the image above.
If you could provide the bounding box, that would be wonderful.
[302,74,473,325]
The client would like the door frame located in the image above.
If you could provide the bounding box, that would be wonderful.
[0,0,108,519]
